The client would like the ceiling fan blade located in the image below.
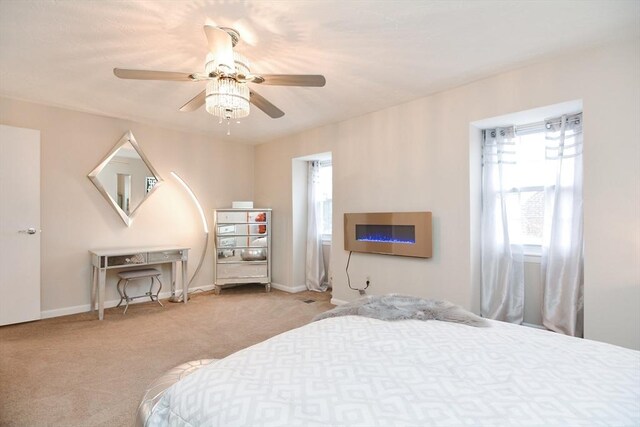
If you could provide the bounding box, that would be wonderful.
[113,68,194,81]
[250,90,284,118]
[250,74,326,87]
[203,25,235,72]
[179,89,206,112]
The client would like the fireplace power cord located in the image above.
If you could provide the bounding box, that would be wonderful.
[346,251,370,295]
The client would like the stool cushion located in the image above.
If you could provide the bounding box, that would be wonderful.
[118,268,161,279]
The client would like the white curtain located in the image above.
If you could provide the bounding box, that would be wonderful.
[481,127,524,323]
[306,161,327,291]
[541,114,584,337]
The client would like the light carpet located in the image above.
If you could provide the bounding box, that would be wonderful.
[0,286,333,426]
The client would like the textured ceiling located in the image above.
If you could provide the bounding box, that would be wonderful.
[0,0,638,144]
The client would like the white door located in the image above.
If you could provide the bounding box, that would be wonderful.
[0,124,41,325]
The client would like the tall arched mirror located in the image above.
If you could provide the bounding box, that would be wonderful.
[88,131,162,226]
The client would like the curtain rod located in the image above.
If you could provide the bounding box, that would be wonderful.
[483,112,582,136]
[516,113,582,135]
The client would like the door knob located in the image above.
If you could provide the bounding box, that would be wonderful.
[18,228,37,235]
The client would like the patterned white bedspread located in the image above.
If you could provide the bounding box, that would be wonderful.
[148,316,640,426]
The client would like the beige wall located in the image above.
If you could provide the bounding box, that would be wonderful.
[0,98,254,314]
[254,39,640,350]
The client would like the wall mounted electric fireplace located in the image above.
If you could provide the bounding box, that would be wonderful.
[344,212,432,258]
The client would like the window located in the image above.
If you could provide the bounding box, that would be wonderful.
[480,112,583,330]
[316,160,332,239]
[502,132,547,248]
[482,117,581,253]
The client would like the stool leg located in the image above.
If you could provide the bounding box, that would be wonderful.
[115,271,166,313]
[123,279,130,314]
[148,277,155,302]
[116,279,125,308]
[153,276,164,307]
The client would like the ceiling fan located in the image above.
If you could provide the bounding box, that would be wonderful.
[113,25,326,123]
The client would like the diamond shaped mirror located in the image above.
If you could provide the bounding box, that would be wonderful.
[88,131,162,226]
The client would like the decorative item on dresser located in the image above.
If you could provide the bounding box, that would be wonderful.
[213,208,271,294]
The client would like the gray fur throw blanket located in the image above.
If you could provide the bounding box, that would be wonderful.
[313,294,489,327]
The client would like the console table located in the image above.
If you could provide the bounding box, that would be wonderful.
[89,246,189,320]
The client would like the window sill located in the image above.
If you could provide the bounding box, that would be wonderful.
[512,244,542,263]
[524,254,541,264]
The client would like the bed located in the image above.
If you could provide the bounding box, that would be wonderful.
[146,313,640,426]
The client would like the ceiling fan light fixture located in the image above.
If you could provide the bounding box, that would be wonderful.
[113,25,325,125]
[205,78,249,119]
[205,52,251,120]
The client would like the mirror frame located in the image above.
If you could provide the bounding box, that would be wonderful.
[88,130,162,226]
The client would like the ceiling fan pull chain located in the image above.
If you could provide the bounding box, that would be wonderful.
[226,118,231,136]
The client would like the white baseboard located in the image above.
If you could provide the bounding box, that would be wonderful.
[271,282,307,293]
[40,284,216,319]
[41,282,336,319]
[41,304,91,319]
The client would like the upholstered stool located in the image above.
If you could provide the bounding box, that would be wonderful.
[135,359,217,427]
[116,268,164,314]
